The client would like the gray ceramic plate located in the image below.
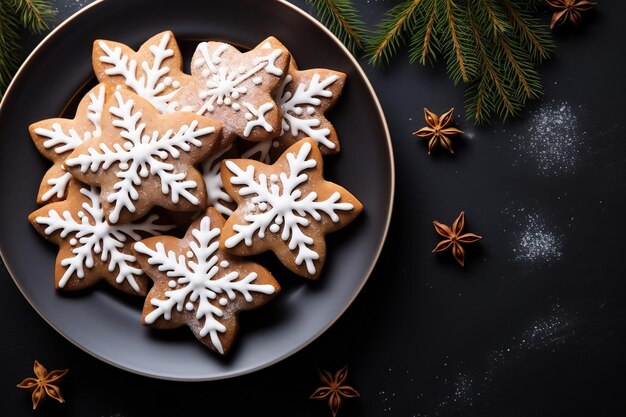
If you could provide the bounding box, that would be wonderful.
[0,0,393,380]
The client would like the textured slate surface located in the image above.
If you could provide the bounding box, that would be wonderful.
[1,0,624,416]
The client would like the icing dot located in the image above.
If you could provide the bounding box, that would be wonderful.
[163,76,173,86]
[172,80,181,88]
[253,77,262,85]
[270,174,278,183]
[219,298,228,306]
[220,260,229,268]
[185,302,194,311]
[83,131,92,140]
[168,280,177,288]
[240,87,247,94]
[269,224,280,233]
[77,211,85,218]
[186,251,194,258]
[202,69,210,78]
[238,66,246,73]
[307,107,315,115]
[258,202,268,211]
[232,103,241,111]
[123,142,133,150]
[69,238,77,246]
[115,85,122,91]
[245,113,253,121]
[232,92,240,99]
[194,58,204,68]
[224,97,232,105]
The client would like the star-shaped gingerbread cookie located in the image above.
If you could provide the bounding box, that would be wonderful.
[133,207,280,355]
[172,36,290,141]
[274,60,346,155]
[29,182,173,295]
[220,137,363,279]
[93,31,192,114]
[65,89,225,224]
[29,83,112,204]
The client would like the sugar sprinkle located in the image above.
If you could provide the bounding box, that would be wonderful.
[511,102,581,176]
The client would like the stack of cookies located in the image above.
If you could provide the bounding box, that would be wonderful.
[28,31,363,356]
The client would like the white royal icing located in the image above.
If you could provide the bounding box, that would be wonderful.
[224,141,354,275]
[134,215,276,354]
[98,32,181,114]
[275,73,340,149]
[35,186,172,292]
[65,91,214,223]
[193,42,283,137]
[35,85,106,201]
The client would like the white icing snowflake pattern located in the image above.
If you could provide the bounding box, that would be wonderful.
[224,141,354,275]
[66,91,215,223]
[134,215,276,354]
[275,72,340,149]
[34,85,106,201]
[97,32,182,113]
[34,186,172,292]
[193,42,284,137]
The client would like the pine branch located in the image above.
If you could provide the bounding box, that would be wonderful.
[438,0,476,83]
[307,0,366,55]
[0,0,55,97]
[366,0,424,65]
[408,0,439,65]
[0,4,21,94]
[501,0,553,62]
[466,1,518,122]
[367,0,553,123]
[10,0,55,34]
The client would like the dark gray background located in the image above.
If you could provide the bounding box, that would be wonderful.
[1,0,624,416]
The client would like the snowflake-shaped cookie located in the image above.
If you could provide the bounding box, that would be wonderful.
[274,60,346,155]
[65,89,224,224]
[29,84,110,204]
[220,138,363,279]
[133,208,279,354]
[93,31,191,114]
[29,183,173,295]
[173,37,290,141]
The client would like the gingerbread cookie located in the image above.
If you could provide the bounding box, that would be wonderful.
[65,89,224,224]
[274,60,346,155]
[93,31,191,113]
[29,84,111,203]
[220,138,363,279]
[29,182,173,295]
[172,37,290,141]
[133,208,280,354]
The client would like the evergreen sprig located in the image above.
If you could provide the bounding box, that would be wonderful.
[0,0,55,97]
[366,0,554,123]
[306,0,366,54]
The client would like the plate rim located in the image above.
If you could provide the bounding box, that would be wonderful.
[0,0,395,381]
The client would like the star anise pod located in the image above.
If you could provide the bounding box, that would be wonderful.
[546,0,596,29]
[310,365,359,417]
[412,107,463,154]
[433,211,482,267]
[17,361,68,409]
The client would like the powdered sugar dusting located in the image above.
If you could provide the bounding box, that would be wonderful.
[502,206,563,264]
[515,214,562,262]
[511,102,582,176]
